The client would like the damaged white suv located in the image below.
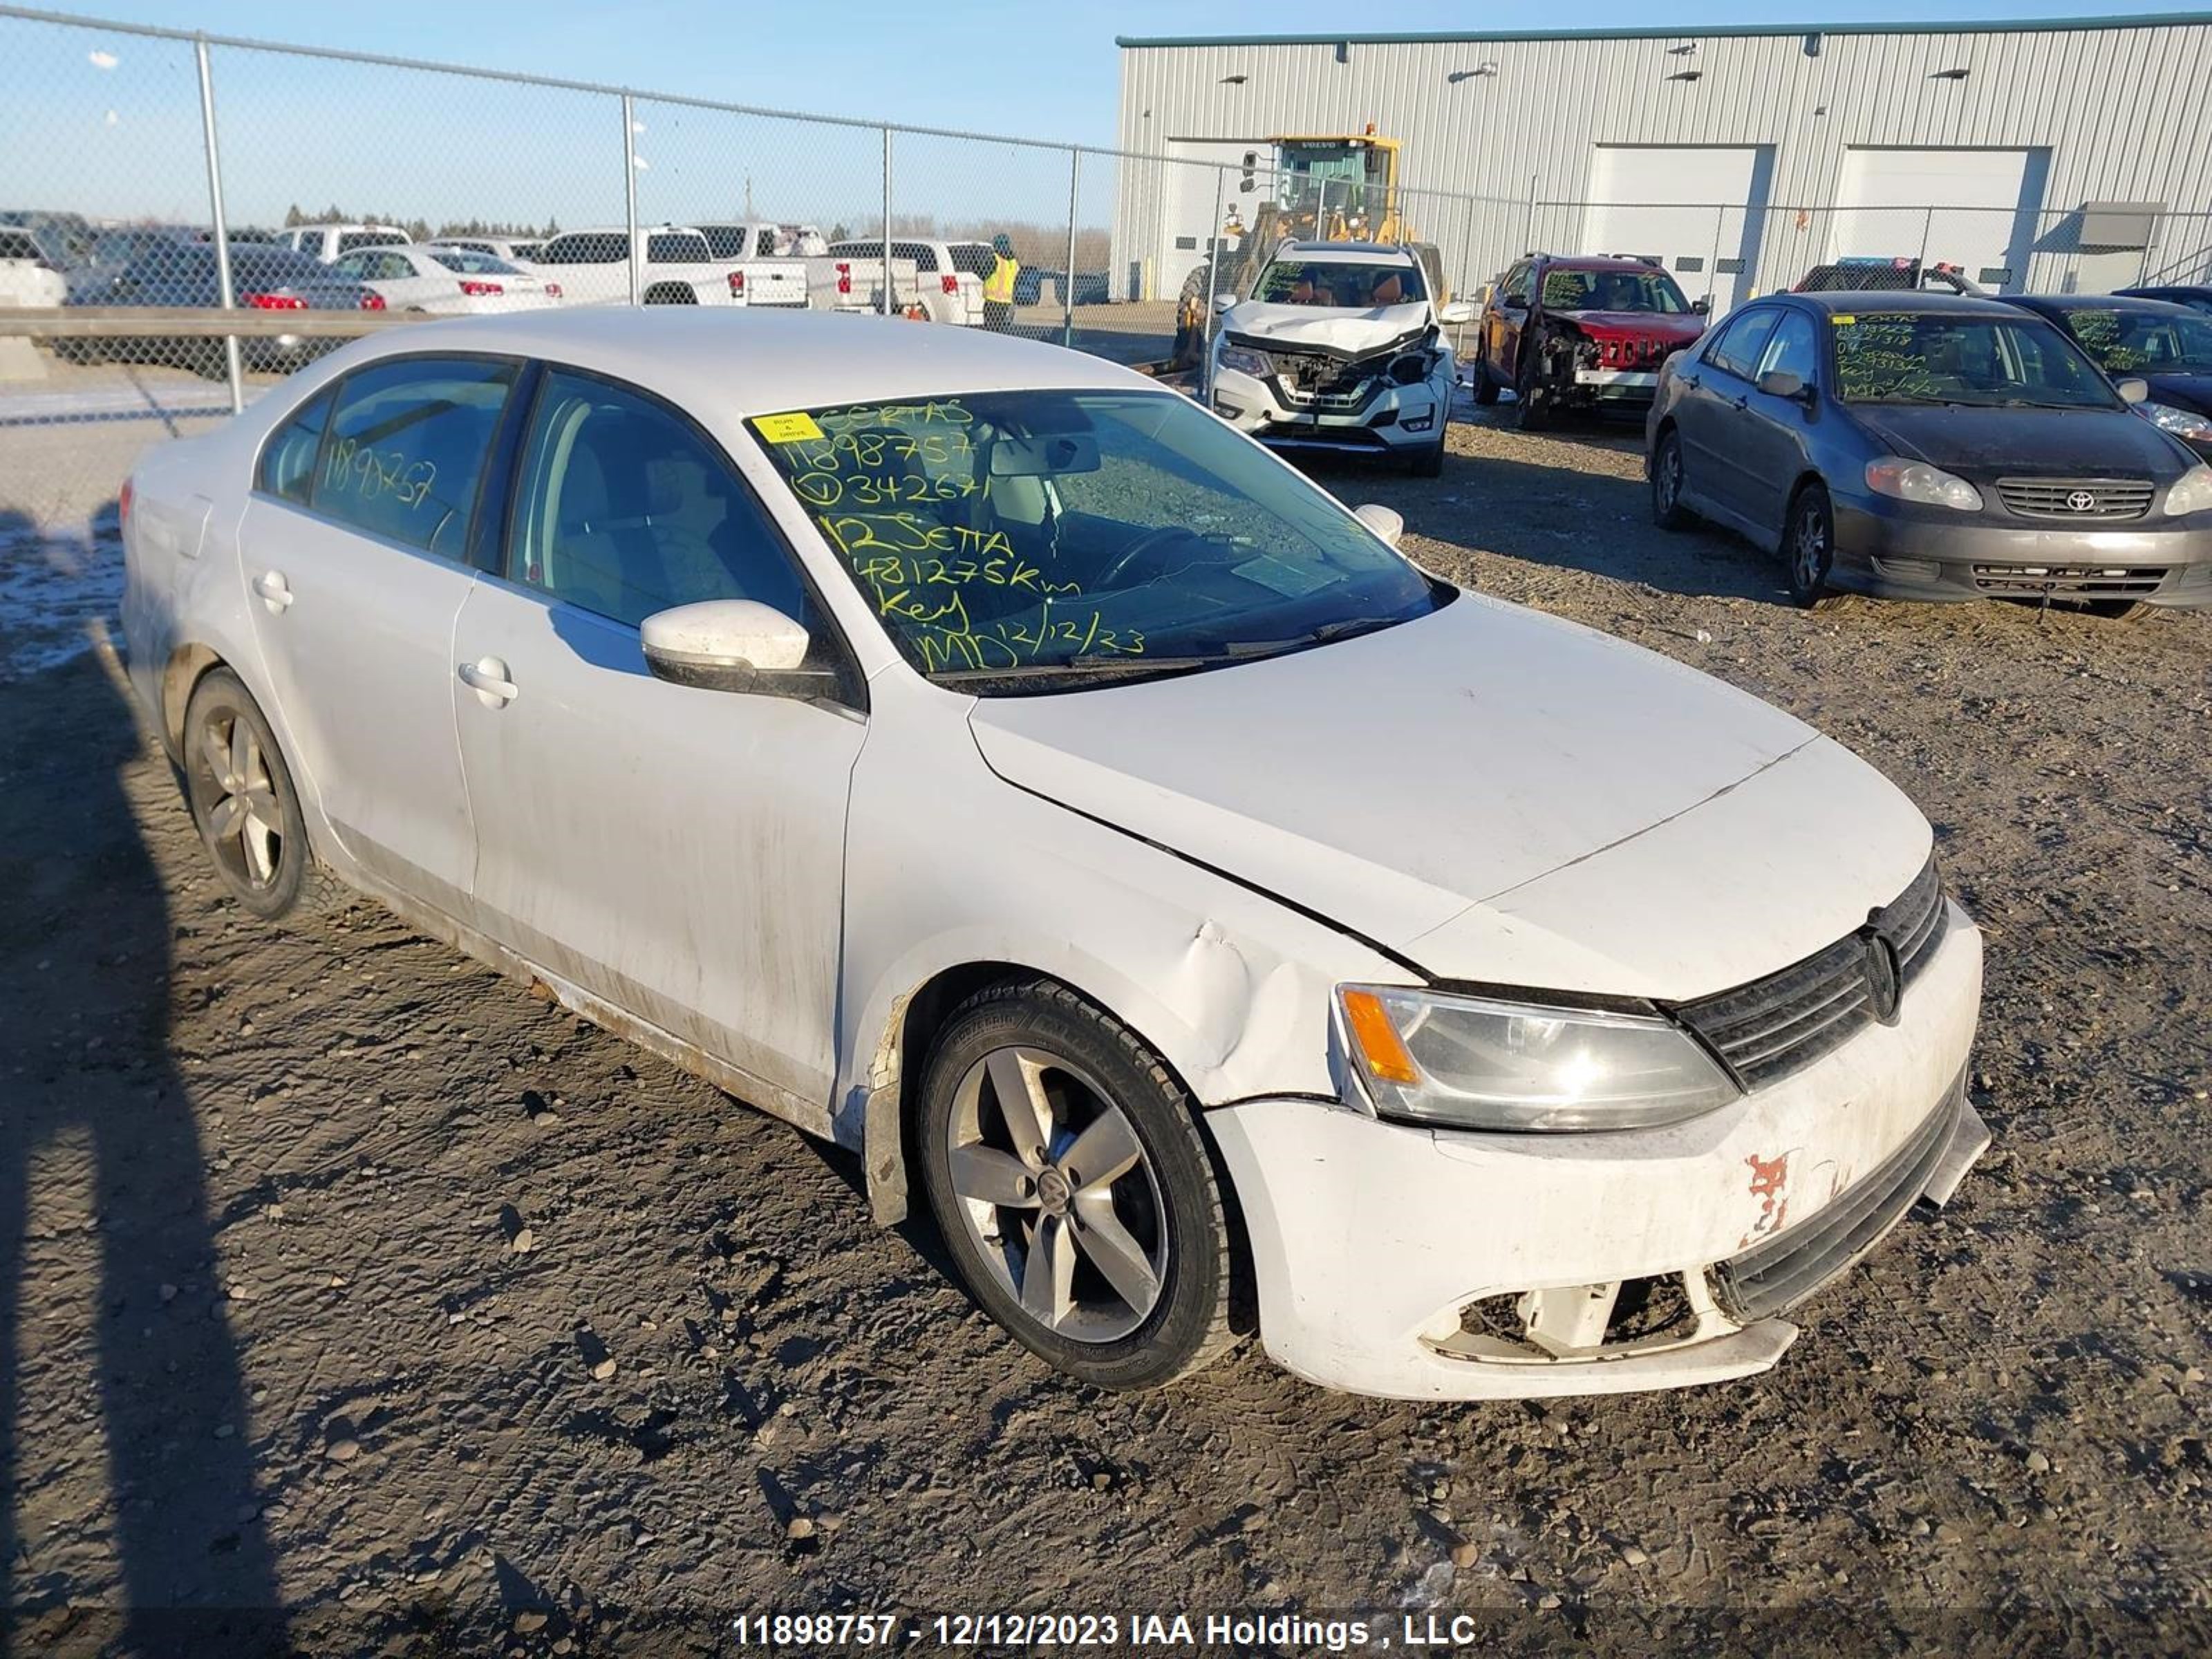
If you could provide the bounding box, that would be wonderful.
[1208,241,1474,476]
[123,308,1987,1401]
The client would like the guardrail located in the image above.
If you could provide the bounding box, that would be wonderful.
[0,307,431,337]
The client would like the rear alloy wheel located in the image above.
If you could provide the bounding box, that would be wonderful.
[1651,428,1693,530]
[918,981,1237,1390]
[1785,482,1848,610]
[181,669,329,921]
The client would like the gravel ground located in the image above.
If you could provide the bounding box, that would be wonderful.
[3,405,2209,1656]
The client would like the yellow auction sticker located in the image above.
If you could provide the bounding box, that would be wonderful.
[1832,314,1856,326]
[753,411,825,444]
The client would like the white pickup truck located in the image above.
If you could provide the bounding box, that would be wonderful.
[827,238,986,326]
[692,222,813,309]
[796,248,920,316]
[527,225,747,307]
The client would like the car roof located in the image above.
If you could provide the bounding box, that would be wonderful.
[1279,241,1416,263]
[2006,291,2201,317]
[317,307,1150,415]
[1537,254,1666,272]
[1779,290,2028,319]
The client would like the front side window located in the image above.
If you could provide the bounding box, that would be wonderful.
[748,389,1441,689]
[1501,263,1530,304]
[1833,313,2118,408]
[1758,311,1820,384]
[1707,310,1781,379]
[257,386,334,505]
[510,371,814,632]
[314,357,518,558]
[1254,260,1423,306]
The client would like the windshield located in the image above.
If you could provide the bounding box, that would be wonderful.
[1541,268,1687,313]
[749,389,1439,691]
[2058,306,2212,375]
[1832,312,2117,409]
[1255,260,1425,307]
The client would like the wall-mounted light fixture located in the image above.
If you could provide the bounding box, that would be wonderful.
[1447,62,1499,83]
[1931,66,1971,80]
[1667,41,1698,56]
[1667,68,1703,82]
[1219,73,1248,85]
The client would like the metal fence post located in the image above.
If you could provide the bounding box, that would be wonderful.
[1204,165,1224,314]
[1706,206,1725,309]
[1062,147,1080,348]
[621,92,641,306]
[1456,193,1477,304]
[881,126,893,318]
[192,36,243,413]
[1916,205,1933,274]
[1521,174,1537,257]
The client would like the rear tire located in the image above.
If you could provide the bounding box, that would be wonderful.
[181,669,337,921]
[1650,427,1694,530]
[917,980,1239,1391]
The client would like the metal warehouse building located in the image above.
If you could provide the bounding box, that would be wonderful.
[1112,15,2212,307]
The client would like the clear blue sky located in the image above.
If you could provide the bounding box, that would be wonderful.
[8,1,2209,234]
[39,0,2212,149]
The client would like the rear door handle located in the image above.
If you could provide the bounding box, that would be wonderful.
[252,570,292,612]
[458,657,518,706]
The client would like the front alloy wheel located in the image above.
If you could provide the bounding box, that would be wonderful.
[918,981,1238,1389]
[1785,482,1846,610]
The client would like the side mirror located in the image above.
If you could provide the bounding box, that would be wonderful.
[1436,300,1477,325]
[2116,377,2149,406]
[641,599,812,694]
[1353,503,1405,547]
[1757,369,1810,402]
[1212,292,1235,315]
[1691,297,1712,315]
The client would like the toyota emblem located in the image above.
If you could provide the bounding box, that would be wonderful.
[2065,489,2098,512]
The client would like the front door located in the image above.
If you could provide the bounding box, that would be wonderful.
[1734,308,1824,537]
[453,368,865,1125]
[1675,306,1781,523]
[235,354,518,913]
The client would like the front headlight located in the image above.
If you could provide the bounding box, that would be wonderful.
[2163,462,2212,516]
[2141,402,2212,444]
[1217,345,1270,377]
[1336,984,1740,1132]
[1864,456,1983,512]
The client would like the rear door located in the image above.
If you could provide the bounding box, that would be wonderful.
[234,355,518,914]
[451,367,865,1123]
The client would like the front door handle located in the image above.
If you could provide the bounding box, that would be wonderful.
[252,570,292,612]
[458,657,518,706]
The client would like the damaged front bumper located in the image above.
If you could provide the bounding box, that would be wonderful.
[1206,905,1985,1400]
[1209,361,1447,457]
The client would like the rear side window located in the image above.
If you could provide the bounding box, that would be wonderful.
[257,386,334,505]
[0,229,41,261]
[1707,310,1781,379]
[700,226,746,260]
[646,232,709,263]
[338,230,404,254]
[314,357,518,559]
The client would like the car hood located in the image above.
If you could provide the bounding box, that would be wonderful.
[1551,309,1707,346]
[966,594,1931,1000]
[1848,402,2191,477]
[1223,299,1432,358]
[2143,372,2212,414]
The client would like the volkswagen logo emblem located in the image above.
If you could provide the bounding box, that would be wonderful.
[2065,489,2098,513]
[1859,924,1904,1024]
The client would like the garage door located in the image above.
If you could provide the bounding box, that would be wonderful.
[1581,145,1772,312]
[1827,148,2047,292]
[1159,138,1260,301]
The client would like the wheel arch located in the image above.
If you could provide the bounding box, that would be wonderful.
[160,641,227,753]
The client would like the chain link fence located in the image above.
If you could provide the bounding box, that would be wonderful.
[6,3,2212,673]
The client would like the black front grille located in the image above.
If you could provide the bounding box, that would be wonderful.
[1971,563,2167,597]
[1676,857,1947,1089]
[1995,478,2154,521]
[1710,1079,1962,1322]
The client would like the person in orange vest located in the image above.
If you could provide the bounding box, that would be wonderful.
[983,233,1020,332]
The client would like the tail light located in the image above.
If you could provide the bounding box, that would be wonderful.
[359,292,386,310]
[940,273,959,294]
[458,280,503,297]
[544,282,562,299]
[727,270,746,297]
[242,291,304,310]
[835,261,851,296]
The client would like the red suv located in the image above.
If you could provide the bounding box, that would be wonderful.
[1471,254,1709,429]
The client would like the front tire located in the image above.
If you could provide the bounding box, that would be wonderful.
[1784,481,1848,610]
[1515,347,1553,431]
[1469,354,1499,406]
[1407,424,1447,478]
[917,980,1238,1391]
[181,669,330,921]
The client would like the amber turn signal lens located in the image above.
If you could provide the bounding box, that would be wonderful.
[1341,988,1419,1085]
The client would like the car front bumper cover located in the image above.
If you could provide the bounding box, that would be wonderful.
[1831,491,2212,607]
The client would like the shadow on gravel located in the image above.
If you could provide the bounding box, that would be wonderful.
[0,651,288,1656]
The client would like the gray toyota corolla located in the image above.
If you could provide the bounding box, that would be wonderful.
[1646,290,2212,617]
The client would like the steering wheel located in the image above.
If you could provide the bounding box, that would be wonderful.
[1095,523,1199,588]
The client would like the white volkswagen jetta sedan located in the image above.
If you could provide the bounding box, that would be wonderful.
[120,309,1987,1400]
